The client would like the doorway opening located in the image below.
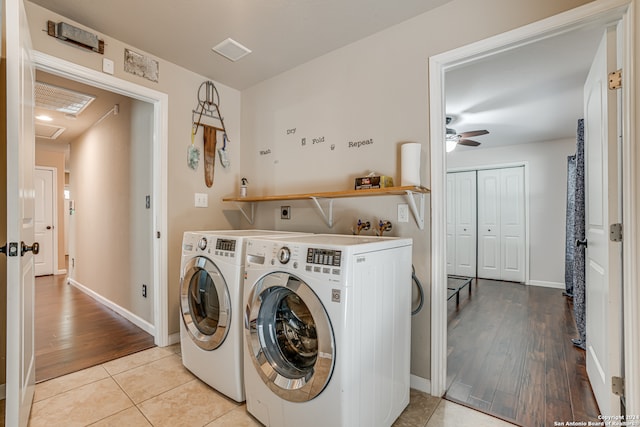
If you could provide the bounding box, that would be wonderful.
[32,51,170,374]
[34,69,159,381]
[429,0,636,420]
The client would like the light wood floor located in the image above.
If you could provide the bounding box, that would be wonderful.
[35,272,155,382]
[446,279,601,426]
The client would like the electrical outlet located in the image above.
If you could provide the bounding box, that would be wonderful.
[398,204,409,223]
[281,206,291,219]
[142,284,147,298]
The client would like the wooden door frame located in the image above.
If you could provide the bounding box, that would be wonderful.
[34,166,57,276]
[428,0,639,415]
[31,51,170,347]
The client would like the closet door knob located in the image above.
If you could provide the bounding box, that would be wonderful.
[576,239,588,248]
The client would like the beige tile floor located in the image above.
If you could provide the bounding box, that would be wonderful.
[27,344,515,427]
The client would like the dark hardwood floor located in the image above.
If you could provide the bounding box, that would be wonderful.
[446,279,600,427]
[35,272,155,382]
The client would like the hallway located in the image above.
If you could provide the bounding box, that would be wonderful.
[35,272,155,382]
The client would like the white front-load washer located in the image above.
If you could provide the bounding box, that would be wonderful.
[243,234,413,426]
[179,229,305,402]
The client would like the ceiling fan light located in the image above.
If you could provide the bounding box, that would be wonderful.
[446,139,457,153]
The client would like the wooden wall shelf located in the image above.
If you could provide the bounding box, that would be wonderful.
[222,186,430,229]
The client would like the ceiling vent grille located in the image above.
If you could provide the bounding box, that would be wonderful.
[212,38,252,62]
[35,81,96,116]
[35,123,66,140]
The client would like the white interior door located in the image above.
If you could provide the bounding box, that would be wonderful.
[446,171,477,277]
[34,167,55,276]
[477,167,525,282]
[583,26,622,417]
[446,173,456,275]
[454,171,476,277]
[499,167,525,282]
[477,169,501,279]
[5,0,37,425]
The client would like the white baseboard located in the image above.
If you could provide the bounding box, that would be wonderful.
[0,383,5,400]
[168,332,181,346]
[410,374,433,395]
[528,280,565,290]
[67,278,156,337]
[56,268,67,275]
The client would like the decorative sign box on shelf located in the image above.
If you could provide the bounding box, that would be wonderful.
[354,175,394,190]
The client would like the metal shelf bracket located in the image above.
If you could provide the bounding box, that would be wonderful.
[234,202,255,225]
[310,197,334,228]
[404,190,425,230]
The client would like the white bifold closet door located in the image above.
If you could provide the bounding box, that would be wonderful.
[447,171,477,277]
[477,167,525,282]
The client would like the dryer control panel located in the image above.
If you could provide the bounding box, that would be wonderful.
[213,238,238,258]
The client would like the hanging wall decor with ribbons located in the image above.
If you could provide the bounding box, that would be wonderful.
[190,80,231,186]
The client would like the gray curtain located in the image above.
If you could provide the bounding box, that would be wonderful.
[572,119,586,350]
[564,155,576,297]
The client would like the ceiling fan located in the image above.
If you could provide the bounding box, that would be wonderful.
[445,116,489,152]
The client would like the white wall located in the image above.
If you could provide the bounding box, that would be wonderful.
[240,0,592,382]
[129,99,154,320]
[448,138,577,287]
[69,97,145,319]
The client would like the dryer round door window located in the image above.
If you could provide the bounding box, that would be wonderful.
[180,256,231,351]
[245,272,335,402]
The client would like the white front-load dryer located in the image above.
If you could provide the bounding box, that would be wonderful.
[243,234,413,426]
[179,229,305,402]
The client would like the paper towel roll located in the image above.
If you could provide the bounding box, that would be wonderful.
[401,143,421,186]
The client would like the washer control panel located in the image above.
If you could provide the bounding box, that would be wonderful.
[246,240,343,278]
[306,248,342,267]
[304,247,342,276]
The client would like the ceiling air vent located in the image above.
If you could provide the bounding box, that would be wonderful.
[212,38,252,62]
[35,81,96,116]
[47,21,104,54]
[35,123,66,140]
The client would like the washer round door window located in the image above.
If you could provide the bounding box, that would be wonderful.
[245,272,335,402]
[180,256,231,350]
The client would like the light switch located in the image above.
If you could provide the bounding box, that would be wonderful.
[195,193,208,208]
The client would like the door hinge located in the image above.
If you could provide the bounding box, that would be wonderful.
[609,69,622,90]
[612,376,625,397]
[610,223,623,242]
[156,231,161,239]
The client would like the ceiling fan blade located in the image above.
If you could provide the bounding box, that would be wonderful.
[458,129,489,138]
[458,139,481,147]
